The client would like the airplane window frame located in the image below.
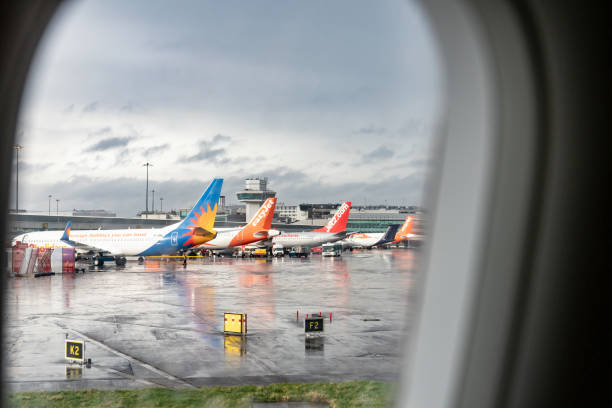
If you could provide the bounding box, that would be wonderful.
[1,2,608,407]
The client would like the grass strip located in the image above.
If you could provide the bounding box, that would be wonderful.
[8,380,394,408]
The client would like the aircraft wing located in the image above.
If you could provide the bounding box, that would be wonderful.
[62,238,110,254]
[253,237,274,248]
[59,221,110,254]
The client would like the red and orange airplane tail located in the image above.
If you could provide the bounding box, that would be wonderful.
[228,198,277,246]
[312,201,352,234]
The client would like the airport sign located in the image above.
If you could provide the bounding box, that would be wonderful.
[305,316,324,333]
[65,339,84,362]
[224,312,247,335]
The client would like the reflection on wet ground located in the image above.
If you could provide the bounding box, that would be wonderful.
[4,249,419,391]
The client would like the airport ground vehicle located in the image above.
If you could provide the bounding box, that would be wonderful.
[251,248,267,257]
[272,245,284,257]
[310,246,322,254]
[289,246,309,258]
[321,243,342,257]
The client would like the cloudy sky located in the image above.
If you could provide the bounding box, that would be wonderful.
[13,0,442,216]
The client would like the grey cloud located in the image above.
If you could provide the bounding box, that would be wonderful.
[82,101,99,112]
[20,171,423,217]
[381,157,432,173]
[362,146,394,162]
[143,144,170,157]
[33,1,440,133]
[20,176,245,217]
[85,136,134,152]
[13,161,52,173]
[180,135,232,163]
[270,173,425,207]
[256,167,308,187]
[114,148,131,165]
[212,134,231,143]
[89,126,112,136]
[17,0,437,215]
[183,148,228,163]
[354,125,387,135]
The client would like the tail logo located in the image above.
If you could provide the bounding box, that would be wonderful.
[325,202,350,232]
[181,202,217,247]
[251,199,275,227]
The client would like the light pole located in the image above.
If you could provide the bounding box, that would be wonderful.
[56,199,60,223]
[48,195,52,216]
[160,197,163,213]
[12,144,23,213]
[151,189,155,214]
[143,162,153,219]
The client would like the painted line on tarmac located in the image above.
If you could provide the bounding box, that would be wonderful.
[56,323,196,389]
[146,255,206,258]
[93,363,159,388]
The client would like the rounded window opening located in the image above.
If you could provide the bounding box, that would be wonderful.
[6,1,442,404]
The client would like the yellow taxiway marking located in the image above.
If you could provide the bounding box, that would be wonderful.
[146,255,207,258]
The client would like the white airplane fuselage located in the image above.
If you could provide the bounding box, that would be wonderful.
[10,178,224,258]
[341,233,386,248]
[11,230,73,250]
[270,231,344,248]
[13,225,177,256]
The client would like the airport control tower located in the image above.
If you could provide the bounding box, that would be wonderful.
[237,177,276,221]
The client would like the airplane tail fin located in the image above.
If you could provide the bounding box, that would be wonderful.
[60,221,72,241]
[174,178,223,248]
[379,224,400,245]
[312,201,352,233]
[177,178,223,231]
[393,215,415,242]
[228,198,278,246]
[399,215,414,235]
[245,197,277,231]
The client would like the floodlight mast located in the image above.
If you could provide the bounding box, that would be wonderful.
[143,162,153,219]
[12,144,23,213]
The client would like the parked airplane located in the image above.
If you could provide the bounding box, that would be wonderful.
[196,197,280,250]
[391,215,423,244]
[11,178,224,266]
[340,223,400,249]
[256,201,352,249]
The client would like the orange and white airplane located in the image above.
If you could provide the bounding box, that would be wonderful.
[195,198,279,250]
[391,215,423,244]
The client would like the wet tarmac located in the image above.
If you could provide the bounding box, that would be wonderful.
[4,249,418,392]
